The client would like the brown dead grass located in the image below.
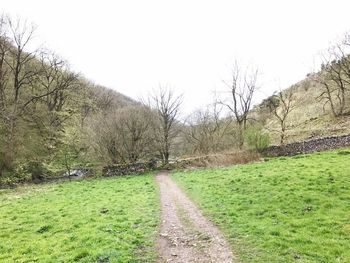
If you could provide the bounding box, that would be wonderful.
[176,150,261,168]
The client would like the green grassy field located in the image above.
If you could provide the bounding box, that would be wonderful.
[1,149,349,262]
[0,175,159,263]
[173,149,350,263]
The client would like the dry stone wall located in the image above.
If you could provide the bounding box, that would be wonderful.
[101,134,350,177]
[262,134,350,157]
[102,161,157,176]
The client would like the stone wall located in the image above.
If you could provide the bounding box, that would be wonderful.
[102,151,261,176]
[262,134,350,157]
[102,161,156,176]
[102,134,350,176]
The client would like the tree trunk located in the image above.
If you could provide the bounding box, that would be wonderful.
[237,122,244,149]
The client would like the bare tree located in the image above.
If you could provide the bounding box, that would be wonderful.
[0,16,39,171]
[92,113,124,164]
[27,51,77,108]
[114,106,154,163]
[94,86,116,112]
[91,106,155,164]
[31,50,79,120]
[314,36,350,116]
[265,89,296,144]
[25,50,80,153]
[5,16,38,106]
[147,86,183,165]
[219,62,258,148]
[0,15,10,112]
[313,71,338,116]
[185,103,231,155]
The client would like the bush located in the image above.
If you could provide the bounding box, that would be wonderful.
[26,161,51,182]
[245,126,270,151]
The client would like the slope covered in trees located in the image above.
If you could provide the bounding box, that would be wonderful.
[0,16,139,184]
[0,15,187,184]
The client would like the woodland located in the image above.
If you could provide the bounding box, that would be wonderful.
[1,15,349,184]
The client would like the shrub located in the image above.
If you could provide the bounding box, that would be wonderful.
[26,161,49,182]
[245,126,270,151]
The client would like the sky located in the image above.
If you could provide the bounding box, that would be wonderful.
[2,0,350,113]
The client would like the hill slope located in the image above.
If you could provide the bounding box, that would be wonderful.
[256,75,350,144]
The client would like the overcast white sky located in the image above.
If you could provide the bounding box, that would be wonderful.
[2,0,350,113]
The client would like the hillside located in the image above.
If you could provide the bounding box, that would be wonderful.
[0,15,187,185]
[256,75,350,145]
[0,16,138,184]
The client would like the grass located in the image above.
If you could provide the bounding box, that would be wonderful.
[172,148,350,263]
[0,174,159,262]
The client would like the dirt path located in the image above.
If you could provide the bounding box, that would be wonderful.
[156,171,235,263]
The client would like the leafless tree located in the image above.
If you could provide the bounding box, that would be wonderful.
[24,50,80,153]
[91,106,155,164]
[146,86,183,165]
[92,113,124,164]
[185,103,231,154]
[313,36,350,116]
[114,106,154,163]
[0,16,40,171]
[0,15,10,112]
[94,86,116,112]
[28,51,78,108]
[79,81,98,127]
[30,50,79,123]
[5,16,38,106]
[265,89,296,144]
[219,62,258,148]
[313,71,338,116]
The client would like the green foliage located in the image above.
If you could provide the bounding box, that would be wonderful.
[25,161,51,181]
[173,148,350,262]
[0,174,159,262]
[244,126,270,151]
[0,15,138,183]
[264,93,280,110]
[55,146,78,174]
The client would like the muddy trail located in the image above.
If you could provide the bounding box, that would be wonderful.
[156,171,235,263]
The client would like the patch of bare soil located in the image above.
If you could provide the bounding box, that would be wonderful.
[156,171,235,263]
